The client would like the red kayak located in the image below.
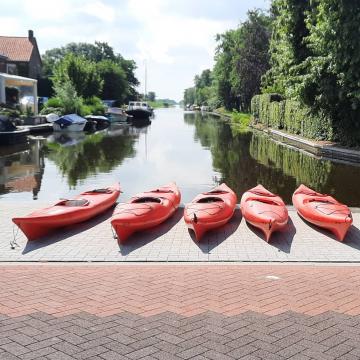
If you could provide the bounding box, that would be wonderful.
[240,185,288,242]
[111,182,181,244]
[292,184,352,241]
[184,183,237,241]
[12,183,121,241]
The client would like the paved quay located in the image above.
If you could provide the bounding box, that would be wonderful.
[1,201,360,262]
[1,264,360,359]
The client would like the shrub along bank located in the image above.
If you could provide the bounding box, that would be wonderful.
[251,94,334,141]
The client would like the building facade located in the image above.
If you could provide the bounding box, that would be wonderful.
[0,30,42,79]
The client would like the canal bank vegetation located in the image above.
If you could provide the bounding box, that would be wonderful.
[186,1,360,146]
[39,41,139,116]
[256,1,360,146]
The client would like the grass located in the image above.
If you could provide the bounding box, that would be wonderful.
[214,107,251,128]
[231,111,251,127]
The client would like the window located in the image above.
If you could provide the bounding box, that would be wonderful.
[6,64,17,75]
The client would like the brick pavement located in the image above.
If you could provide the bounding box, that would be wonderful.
[1,201,360,262]
[1,264,360,359]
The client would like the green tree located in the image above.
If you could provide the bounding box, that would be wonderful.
[262,0,312,95]
[262,0,360,144]
[53,53,103,98]
[147,91,156,101]
[184,87,196,105]
[53,79,83,114]
[212,10,271,111]
[42,42,139,101]
[234,10,272,111]
[96,60,128,102]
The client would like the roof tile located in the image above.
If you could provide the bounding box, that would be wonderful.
[0,36,34,62]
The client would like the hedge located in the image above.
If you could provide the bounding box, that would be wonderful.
[251,94,333,141]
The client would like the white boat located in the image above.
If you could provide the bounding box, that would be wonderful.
[127,101,152,120]
[50,114,87,132]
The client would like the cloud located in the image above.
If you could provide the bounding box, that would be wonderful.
[81,1,116,22]
[0,0,270,100]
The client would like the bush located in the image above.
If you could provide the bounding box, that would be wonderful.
[80,96,106,116]
[45,97,62,108]
[251,93,333,140]
[53,80,83,114]
[40,106,63,115]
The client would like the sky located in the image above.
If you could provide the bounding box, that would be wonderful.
[1,0,269,101]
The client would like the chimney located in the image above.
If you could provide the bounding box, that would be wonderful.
[28,30,34,40]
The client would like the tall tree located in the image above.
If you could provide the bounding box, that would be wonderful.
[214,10,271,111]
[53,54,103,98]
[234,10,272,111]
[42,42,139,101]
[262,0,312,95]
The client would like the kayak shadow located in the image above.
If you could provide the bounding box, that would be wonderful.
[344,225,360,249]
[191,208,242,253]
[22,207,114,254]
[298,215,358,244]
[245,217,296,254]
[118,207,184,255]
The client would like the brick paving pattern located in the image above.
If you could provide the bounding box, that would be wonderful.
[1,264,360,359]
[1,201,360,262]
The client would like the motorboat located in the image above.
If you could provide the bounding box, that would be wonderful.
[47,113,87,132]
[127,101,152,120]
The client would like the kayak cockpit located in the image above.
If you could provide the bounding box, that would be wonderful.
[197,197,224,203]
[132,197,162,204]
[58,199,90,207]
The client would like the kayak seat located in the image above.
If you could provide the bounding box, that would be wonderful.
[197,197,224,203]
[83,188,113,194]
[247,197,282,206]
[59,198,90,207]
[249,190,276,197]
[304,198,336,205]
[204,190,228,195]
[133,197,161,203]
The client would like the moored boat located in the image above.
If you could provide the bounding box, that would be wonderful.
[106,107,129,123]
[85,115,110,131]
[184,183,237,241]
[51,114,87,132]
[292,184,353,241]
[0,117,29,146]
[111,182,181,244]
[12,183,121,241]
[240,184,288,242]
[127,101,152,120]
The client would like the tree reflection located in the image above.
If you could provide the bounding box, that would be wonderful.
[183,112,340,204]
[45,127,137,187]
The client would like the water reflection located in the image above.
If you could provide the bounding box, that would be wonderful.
[45,125,137,187]
[0,109,359,206]
[0,140,45,199]
[184,112,360,206]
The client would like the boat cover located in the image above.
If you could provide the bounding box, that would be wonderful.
[54,114,87,128]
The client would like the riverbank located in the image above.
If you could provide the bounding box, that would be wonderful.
[251,123,360,164]
[210,108,360,164]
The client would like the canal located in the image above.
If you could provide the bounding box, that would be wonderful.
[1,107,360,206]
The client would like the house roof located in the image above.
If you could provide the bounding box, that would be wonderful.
[0,36,35,62]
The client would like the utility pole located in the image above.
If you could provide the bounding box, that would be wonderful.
[144,59,147,100]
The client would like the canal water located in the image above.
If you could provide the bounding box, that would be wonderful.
[1,107,360,206]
